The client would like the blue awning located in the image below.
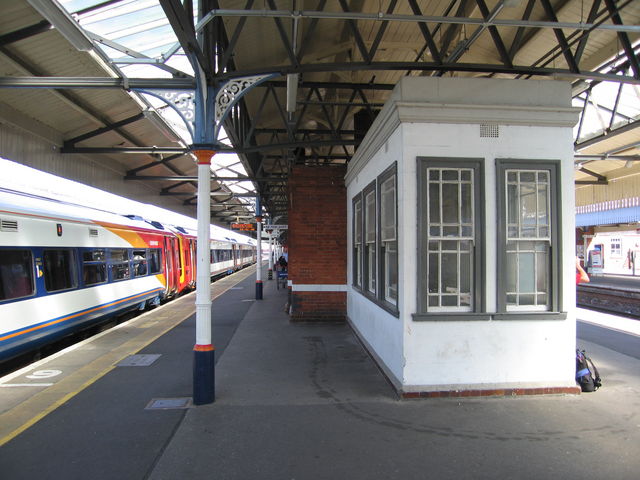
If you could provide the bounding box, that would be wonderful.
[576,206,640,227]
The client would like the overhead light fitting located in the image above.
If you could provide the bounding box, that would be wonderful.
[27,0,94,52]
[286,73,299,116]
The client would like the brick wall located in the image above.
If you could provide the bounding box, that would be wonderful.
[288,165,347,322]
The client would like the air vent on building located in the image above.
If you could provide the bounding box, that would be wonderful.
[480,124,499,138]
[89,228,99,237]
[0,219,18,232]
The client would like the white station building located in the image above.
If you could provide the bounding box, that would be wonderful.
[345,76,580,396]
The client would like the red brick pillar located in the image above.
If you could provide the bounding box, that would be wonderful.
[288,165,347,322]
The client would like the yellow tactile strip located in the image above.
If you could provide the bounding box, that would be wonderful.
[0,266,256,447]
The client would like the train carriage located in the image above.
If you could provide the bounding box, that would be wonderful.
[0,188,255,364]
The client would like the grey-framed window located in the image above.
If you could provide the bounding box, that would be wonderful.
[352,193,363,289]
[417,158,484,315]
[363,181,377,295]
[496,160,561,314]
[378,163,398,307]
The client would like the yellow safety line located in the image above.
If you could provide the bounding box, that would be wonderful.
[0,267,256,447]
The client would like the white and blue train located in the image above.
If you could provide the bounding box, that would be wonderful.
[0,188,256,364]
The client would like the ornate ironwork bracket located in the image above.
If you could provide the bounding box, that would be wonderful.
[214,73,279,139]
[135,74,278,144]
[134,88,196,141]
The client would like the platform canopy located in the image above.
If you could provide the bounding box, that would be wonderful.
[0,0,639,227]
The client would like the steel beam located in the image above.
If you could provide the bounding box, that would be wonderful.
[65,113,145,146]
[575,120,640,151]
[62,146,188,155]
[603,0,640,79]
[0,20,51,46]
[199,8,640,33]
[0,76,195,89]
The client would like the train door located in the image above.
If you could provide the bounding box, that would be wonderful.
[175,235,185,292]
[163,236,178,296]
[189,239,196,286]
[172,237,180,292]
[232,244,238,270]
[179,236,195,291]
[180,236,190,290]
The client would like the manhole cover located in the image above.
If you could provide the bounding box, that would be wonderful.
[145,397,192,410]
[117,354,161,367]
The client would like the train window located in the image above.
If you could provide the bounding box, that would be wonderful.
[83,250,105,262]
[110,249,128,262]
[132,250,147,277]
[214,249,231,263]
[43,249,78,292]
[83,264,107,286]
[82,249,107,286]
[0,249,34,301]
[110,248,130,281]
[148,249,162,274]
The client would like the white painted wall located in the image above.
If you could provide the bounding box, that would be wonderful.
[401,122,577,391]
[346,77,579,393]
[347,127,405,386]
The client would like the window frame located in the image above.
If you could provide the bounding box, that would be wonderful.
[81,248,108,287]
[352,192,363,290]
[415,157,487,321]
[495,159,563,318]
[43,248,78,293]
[363,180,377,297]
[132,249,148,277]
[610,238,622,257]
[109,248,131,282]
[148,248,163,274]
[0,248,35,302]
[377,163,399,313]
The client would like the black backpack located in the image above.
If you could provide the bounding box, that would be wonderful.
[576,349,602,392]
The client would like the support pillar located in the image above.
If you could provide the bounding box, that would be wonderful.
[267,229,273,280]
[256,198,263,299]
[192,148,215,405]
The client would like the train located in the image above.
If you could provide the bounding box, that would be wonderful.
[0,187,256,364]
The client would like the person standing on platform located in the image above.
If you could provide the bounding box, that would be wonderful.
[576,256,590,285]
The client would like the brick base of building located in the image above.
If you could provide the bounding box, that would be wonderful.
[290,291,346,322]
[401,386,581,399]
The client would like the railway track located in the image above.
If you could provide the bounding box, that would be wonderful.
[577,283,640,318]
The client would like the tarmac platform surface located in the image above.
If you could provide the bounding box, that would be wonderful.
[1,265,639,479]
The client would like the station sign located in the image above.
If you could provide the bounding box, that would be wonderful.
[231,223,256,231]
[265,224,288,230]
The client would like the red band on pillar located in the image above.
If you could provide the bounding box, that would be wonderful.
[256,280,263,284]
[194,344,215,352]
[256,216,262,223]
[193,150,216,165]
